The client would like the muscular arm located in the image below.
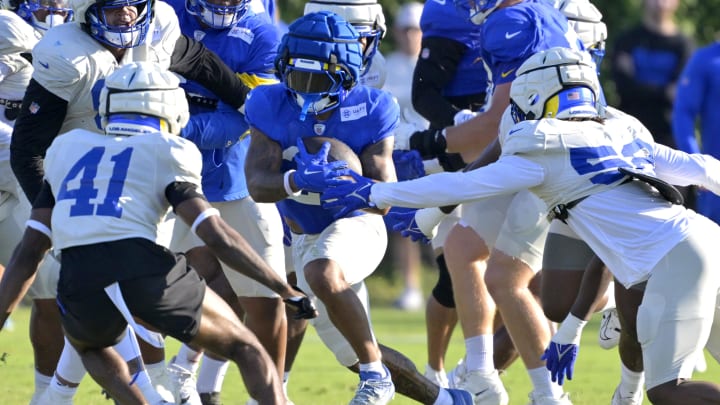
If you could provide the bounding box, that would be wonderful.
[443,82,510,162]
[10,79,68,203]
[244,128,287,202]
[412,36,468,128]
[360,137,396,216]
[170,35,250,110]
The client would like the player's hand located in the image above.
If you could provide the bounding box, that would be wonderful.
[393,120,424,151]
[392,150,426,181]
[453,109,478,126]
[385,208,431,244]
[541,314,586,385]
[541,341,578,385]
[321,170,375,218]
[293,139,350,193]
[283,285,318,320]
[410,128,447,159]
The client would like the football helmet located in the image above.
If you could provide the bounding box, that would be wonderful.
[276,11,363,121]
[185,0,248,29]
[454,0,502,25]
[17,0,73,32]
[558,0,607,69]
[100,62,189,136]
[70,0,154,48]
[509,47,600,122]
[303,0,385,74]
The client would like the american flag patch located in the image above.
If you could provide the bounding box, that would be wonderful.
[29,102,40,114]
[566,91,580,101]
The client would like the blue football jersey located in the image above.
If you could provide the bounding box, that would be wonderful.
[420,0,488,97]
[245,84,399,234]
[481,0,582,85]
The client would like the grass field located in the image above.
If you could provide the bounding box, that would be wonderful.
[0,274,716,405]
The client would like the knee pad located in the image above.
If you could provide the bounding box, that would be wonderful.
[431,254,455,308]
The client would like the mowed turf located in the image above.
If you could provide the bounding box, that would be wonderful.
[0,295,716,404]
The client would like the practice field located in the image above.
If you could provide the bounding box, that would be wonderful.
[0,293,716,404]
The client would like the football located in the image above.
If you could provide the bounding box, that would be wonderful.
[301,136,363,175]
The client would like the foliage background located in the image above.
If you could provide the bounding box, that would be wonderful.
[276,0,720,106]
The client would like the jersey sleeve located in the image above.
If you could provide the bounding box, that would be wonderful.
[239,21,280,78]
[481,9,534,84]
[369,90,400,144]
[0,11,38,55]
[244,85,276,138]
[31,40,84,102]
[160,136,204,191]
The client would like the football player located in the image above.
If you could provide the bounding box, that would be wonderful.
[0,61,317,405]
[323,46,720,405]
[8,0,263,402]
[244,11,473,405]
[13,0,74,33]
[162,0,286,403]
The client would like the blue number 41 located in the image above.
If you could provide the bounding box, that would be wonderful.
[56,146,133,218]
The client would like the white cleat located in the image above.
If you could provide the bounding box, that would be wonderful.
[349,367,395,405]
[167,359,202,405]
[447,358,467,389]
[527,392,572,405]
[611,385,643,405]
[424,364,450,388]
[598,308,622,350]
[457,369,509,405]
[694,350,708,373]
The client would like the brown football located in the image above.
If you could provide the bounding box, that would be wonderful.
[301,136,363,175]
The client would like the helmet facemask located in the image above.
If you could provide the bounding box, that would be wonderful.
[454,0,502,25]
[86,0,153,48]
[19,0,74,32]
[283,57,351,121]
[186,0,248,29]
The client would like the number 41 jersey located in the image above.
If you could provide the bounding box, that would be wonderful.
[43,129,203,251]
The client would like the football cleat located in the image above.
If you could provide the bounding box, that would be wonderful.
[457,369,508,405]
[424,364,450,388]
[447,357,467,389]
[598,308,622,350]
[167,358,202,405]
[349,366,395,405]
[447,388,474,404]
[527,391,573,405]
[611,385,643,405]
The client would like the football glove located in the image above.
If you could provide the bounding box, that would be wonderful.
[410,128,447,160]
[293,138,350,193]
[283,285,318,320]
[393,149,426,181]
[541,314,587,385]
[321,170,375,218]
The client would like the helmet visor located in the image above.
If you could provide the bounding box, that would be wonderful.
[285,59,344,95]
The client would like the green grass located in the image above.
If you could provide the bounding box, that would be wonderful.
[0,278,717,404]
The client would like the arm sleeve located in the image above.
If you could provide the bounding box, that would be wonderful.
[180,103,248,149]
[652,143,720,195]
[165,181,206,212]
[10,79,68,203]
[370,155,543,209]
[169,34,251,110]
[412,36,468,128]
[672,52,704,154]
[32,180,56,210]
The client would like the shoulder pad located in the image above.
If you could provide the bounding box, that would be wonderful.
[501,119,564,156]
[0,11,38,55]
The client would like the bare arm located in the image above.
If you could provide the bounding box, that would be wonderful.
[244,128,287,203]
[444,82,510,162]
[0,208,52,330]
[360,136,397,216]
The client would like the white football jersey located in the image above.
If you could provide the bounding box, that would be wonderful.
[44,129,203,251]
[371,107,720,286]
[0,11,38,100]
[31,1,181,134]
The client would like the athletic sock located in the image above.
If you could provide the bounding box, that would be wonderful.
[197,356,229,394]
[465,334,494,373]
[528,366,563,398]
[619,362,644,398]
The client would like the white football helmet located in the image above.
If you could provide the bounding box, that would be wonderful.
[558,0,606,65]
[303,0,385,73]
[509,47,600,122]
[70,0,154,48]
[99,62,189,136]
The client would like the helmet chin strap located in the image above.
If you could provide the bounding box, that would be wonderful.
[296,93,334,121]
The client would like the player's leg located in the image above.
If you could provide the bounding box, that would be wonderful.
[612,281,645,404]
[442,197,515,403]
[640,228,720,404]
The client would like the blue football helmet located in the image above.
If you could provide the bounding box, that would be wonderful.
[276,11,363,121]
[186,0,248,29]
[71,0,154,48]
[303,0,386,75]
[454,0,502,24]
[17,0,73,31]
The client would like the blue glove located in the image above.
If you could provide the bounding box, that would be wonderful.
[392,149,425,181]
[385,208,431,244]
[321,170,375,218]
[541,342,578,385]
[293,138,350,193]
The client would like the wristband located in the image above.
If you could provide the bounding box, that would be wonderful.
[26,219,52,239]
[414,207,447,238]
[555,314,588,345]
[191,208,220,235]
[283,170,302,197]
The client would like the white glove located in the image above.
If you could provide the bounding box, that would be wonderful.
[453,109,478,126]
[393,120,425,151]
[422,158,445,175]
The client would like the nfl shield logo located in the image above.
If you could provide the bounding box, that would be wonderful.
[313,124,326,135]
[194,30,206,42]
[29,102,40,114]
